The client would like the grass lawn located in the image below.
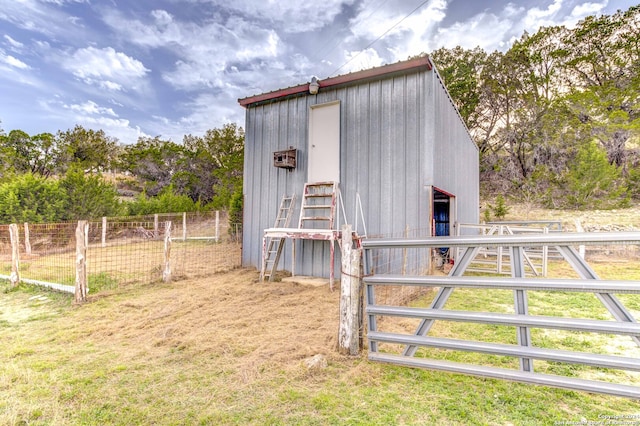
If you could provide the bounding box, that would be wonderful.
[2,261,640,425]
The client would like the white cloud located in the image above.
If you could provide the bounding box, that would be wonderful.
[151,9,173,27]
[349,0,447,43]
[566,1,607,25]
[0,0,89,40]
[102,9,285,91]
[41,0,89,4]
[80,115,150,144]
[310,0,451,72]
[0,50,30,69]
[65,100,117,117]
[339,47,385,73]
[61,46,149,92]
[3,35,24,50]
[428,0,610,52]
[140,93,245,143]
[203,0,355,33]
[177,93,243,135]
[37,97,149,144]
[435,8,522,51]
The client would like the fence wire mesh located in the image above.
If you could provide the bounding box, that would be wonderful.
[0,222,77,290]
[366,227,433,307]
[1,211,242,295]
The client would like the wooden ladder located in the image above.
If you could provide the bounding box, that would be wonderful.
[298,182,338,229]
[261,195,296,281]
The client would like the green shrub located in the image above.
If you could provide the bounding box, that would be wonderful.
[562,141,630,209]
[59,165,122,220]
[0,174,67,223]
[125,185,202,216]
[491,194,510,220]
[228,187,243,238]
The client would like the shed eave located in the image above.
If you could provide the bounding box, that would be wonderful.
[238,56,432,108]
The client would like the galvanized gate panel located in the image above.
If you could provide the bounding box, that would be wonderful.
[361,232,640,398]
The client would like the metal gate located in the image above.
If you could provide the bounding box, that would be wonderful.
[361,232,640,398]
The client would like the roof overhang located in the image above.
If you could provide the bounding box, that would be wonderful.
[238,56,432,108]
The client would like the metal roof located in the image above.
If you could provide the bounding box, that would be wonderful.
[238,56,433,108]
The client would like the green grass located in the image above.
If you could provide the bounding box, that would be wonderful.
[369,256,640,399]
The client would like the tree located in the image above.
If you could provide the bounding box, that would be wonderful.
[56,125,119,173]
[561,141,629,209]
[0,130,59,179]
[491,194,511,220]
[182,123,244,208]
[59,165,122,220]
[119,136,187,197]
[228,184,243,239]
[430,47,486,131]
[559,7,640,171]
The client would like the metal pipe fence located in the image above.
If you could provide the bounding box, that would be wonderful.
[361,232,640,399]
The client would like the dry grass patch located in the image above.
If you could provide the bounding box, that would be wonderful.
[1,268,350,425]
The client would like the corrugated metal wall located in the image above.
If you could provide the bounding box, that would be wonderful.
[430,69,480,232]
[242,66,478,277]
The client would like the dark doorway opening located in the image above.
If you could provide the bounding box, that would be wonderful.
[433,189,451,237]
[432,188,453,266]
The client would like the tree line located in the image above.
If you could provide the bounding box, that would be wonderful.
[0,123,244,224]
[430,6,639,210]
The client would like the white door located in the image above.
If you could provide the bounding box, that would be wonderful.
[308,101,340,183]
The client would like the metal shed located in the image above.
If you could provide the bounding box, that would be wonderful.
[238,55,479,280]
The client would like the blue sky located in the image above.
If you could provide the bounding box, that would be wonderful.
[0,0,635,144]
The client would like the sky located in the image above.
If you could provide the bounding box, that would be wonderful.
[0,0,636,145]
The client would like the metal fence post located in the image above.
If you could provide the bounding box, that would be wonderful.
[9,224,20,288]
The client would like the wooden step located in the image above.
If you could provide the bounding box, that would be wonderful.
[301,205,332,209]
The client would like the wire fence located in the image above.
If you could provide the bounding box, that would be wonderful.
[0,211,242,296]
[365,227,433,307]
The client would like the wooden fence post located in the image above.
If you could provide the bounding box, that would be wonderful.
[182,212,187,241]
[24,222,31,255]
[9,224,20,288]
[575,219,586,259]
[101,216,107,248]
[163,221,172,283]
[75,220,88,303]
[338,224,362,355]
[215,211,220,242]
[154,214,159,239]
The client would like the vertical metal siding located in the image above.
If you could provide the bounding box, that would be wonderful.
[429,70,479,230]
[242,67,478,276]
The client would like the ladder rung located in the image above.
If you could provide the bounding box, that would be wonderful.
[305,193,332,198]
[302,205,332,209]
[301,216,331,221]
